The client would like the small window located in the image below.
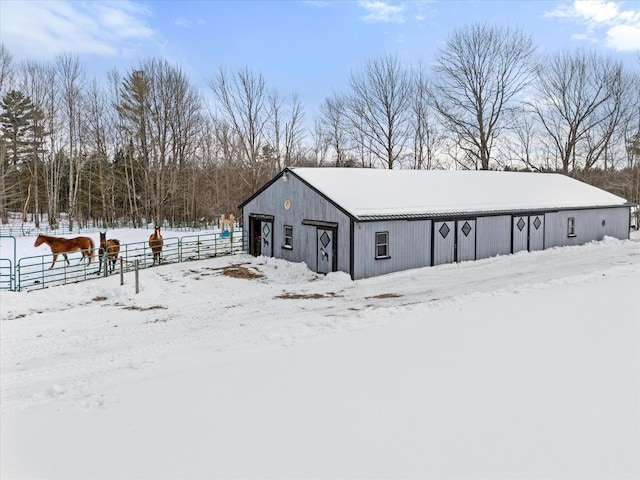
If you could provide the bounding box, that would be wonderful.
[567,217,576,237]
[376,231,389,259]
[283,225,293,249]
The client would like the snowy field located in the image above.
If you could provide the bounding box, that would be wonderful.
[1,230,639,479]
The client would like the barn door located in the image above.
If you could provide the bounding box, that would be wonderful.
[456,219,476,262]
[529,215,544,251]
[317,228,334,274]
[261,220,273,257]
[433,220,455,265]
[512,216,529,253]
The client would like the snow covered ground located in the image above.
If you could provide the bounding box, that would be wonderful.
[1,231,639,479]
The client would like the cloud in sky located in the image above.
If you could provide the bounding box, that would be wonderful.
[0,0,156,59]
[545,0,640,51]
[358,1,405,24]
[175,16,206,28]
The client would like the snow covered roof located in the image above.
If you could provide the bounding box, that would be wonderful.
[289,168,630,220]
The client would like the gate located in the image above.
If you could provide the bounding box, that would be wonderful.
[0,258,13,291]
[0,235,16,291]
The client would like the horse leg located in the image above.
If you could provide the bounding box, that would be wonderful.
[64,253,70,265]
[49,254,58,269]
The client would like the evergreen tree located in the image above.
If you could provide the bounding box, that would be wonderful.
[0,90,47,222]
[0,90,38,167]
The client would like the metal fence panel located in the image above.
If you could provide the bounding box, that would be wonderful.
[8,230,248,291]
[0,258,13,291]
[180,231,246,261]
[17,248,96,291]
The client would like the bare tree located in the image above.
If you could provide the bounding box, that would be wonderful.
[55,53,86,229]
[531,49,634,174]
[19,61,61,228]
[410,65,444,169]
[17,61,58,227]
[309,117,330,167]
[346,54,412,169]
[431,23,536,170]
[282,93,305,168]
[0,45,12,223]
[208,67,269,192]
[114,68,148,223]
[496,106,545,171]
[0,44,13,97]
[117,59,202,224]
[84,78,117,223]
[267,91,305,174]
[319,92,351,167]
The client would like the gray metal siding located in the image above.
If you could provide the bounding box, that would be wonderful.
[544,207,630,248]
[352,220,431,280]
[242,174,351,274]
[476,216,512,260]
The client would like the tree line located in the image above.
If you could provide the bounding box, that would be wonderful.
[1,23,639,229]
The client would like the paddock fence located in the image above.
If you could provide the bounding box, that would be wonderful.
[0,231,247,292]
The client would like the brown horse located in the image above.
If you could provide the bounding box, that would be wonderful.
[97,232,120,274]
[149,226,163,265]
[34,234,94,269]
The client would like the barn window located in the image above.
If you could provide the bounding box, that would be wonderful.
[567,217,576,237]
[283,225,293,249]
[376,232,390,259]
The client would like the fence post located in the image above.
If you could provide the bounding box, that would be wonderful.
[120,257,124,286]
[135,259,139,294]
[103,249,108,277]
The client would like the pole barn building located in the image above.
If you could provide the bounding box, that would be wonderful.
[239,168,633,280]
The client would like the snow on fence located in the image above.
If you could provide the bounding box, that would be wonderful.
[2,231,247,292]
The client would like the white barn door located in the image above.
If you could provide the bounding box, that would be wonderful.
[433,221,455,265]
[512,216,528,253]
[457,220,476,262]
[529,215,544,251]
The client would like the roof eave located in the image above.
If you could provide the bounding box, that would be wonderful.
[354,203,632,222]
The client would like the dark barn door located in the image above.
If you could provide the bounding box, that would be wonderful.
[261,220,273,257]
[249,214,274,257]
[302,220,338,275]
[317,228,336,274]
